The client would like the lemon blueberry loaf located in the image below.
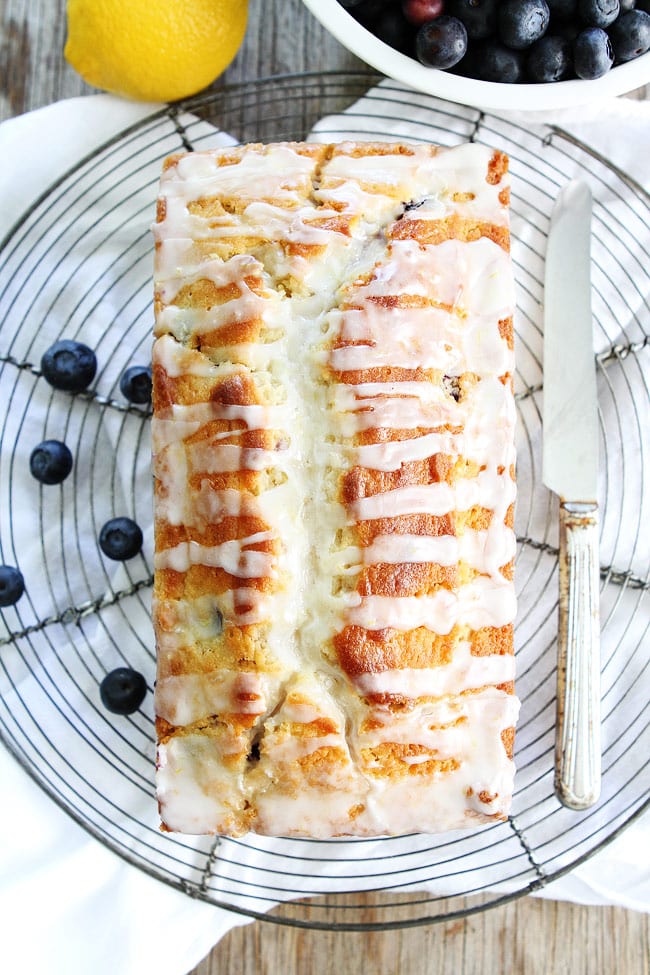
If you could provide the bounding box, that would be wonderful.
[152,140,518,837]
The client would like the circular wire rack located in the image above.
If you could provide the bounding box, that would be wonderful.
[0,72,648,931]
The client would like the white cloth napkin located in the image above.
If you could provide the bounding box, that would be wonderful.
[0,90,648,975]
[0,95,252,975]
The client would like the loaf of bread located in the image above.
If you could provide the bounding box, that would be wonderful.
[152,141,518,837]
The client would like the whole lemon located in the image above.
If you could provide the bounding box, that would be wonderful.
[65,0,248,102]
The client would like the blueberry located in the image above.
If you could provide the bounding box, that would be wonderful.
[370,6,415,53]
[618,0,637,10]
[402,0,445,27]
[578,0,620,27]
[498,0,551,48]
[608,9,650,60]
[546,0,578,19]
[339,0,389,10]
[473,39,526,79]
[100,667,147,715]
[40,340,97,393]
[527,33,573,78]
[553,19,582,40]
[99,517,143,561]
[119,365,152,404]
[0,565,25,607]
[450,41,480,75]
[29,439,73,485]
[350,0,394,22]
[447,0,499,40]
[574,26,614,75]
[416,15,468,67]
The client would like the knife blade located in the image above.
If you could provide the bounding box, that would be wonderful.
[543,179,601,811]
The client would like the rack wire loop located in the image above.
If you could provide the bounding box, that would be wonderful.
[0,72,647,930]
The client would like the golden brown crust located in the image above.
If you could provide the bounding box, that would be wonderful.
[487,150,509,185]
[388,214,510,251]
[334,624,457,676]
[498,316,515,350]
[153,140,517,838]
[361,743,460,778]
[356,561,459,597]
[334,623,514,681]
[341,456,454,503]
[356,513,457,545]
[470,624,514,657]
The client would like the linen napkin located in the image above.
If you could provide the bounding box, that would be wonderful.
[0,95,251,975]
[0,88,648,975]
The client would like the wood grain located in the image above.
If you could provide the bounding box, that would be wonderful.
[189,898,650,975]
[0,0,362,120]
[0,0,644,121]
[1,2,648,974]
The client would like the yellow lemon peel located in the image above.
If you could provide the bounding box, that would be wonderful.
[65,0,248,102]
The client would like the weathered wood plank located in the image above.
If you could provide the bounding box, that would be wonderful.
[0,0,362,120]
[189,897,650,975]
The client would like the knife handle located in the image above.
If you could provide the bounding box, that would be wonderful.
[555,501,601,810]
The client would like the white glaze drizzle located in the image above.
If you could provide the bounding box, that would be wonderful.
[156,254,267,304]
[153,141,518,838]
[156,733,246,835]
[152,402,284,453]
[358,527,516,580]
[328,306,511,375]
[222,587,272,626]
[349,467,515,522]
[354,237,514,317]
[155,530,277,576]
[346,577,516,634]
[352,641,515,699]
[155,671,273,725]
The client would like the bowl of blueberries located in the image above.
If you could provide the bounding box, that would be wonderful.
[302,0,650,109]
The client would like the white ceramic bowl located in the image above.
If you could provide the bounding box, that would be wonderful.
[302,0,650,111]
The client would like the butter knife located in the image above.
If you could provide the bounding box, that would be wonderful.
[543,180,601,811]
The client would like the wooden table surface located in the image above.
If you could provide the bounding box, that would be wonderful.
[1,1,648,972]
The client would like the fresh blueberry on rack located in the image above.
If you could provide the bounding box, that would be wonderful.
[40,339,97,393]
[498,0,550,48]
[0,565,25,607]
[447,0,499,40]
[99,517,143,561]
[100,667,147,715]
[574,26,614,75]
[119,364,152,404]
[29,439,73,485]
[577,0,619,28]
[608,10,650,61]
[416,15,468,67]
[526,33,573,79]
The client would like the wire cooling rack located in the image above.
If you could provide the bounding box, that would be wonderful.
[0,72,648,931]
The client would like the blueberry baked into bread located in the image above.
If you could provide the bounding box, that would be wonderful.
[152,140,518,837]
